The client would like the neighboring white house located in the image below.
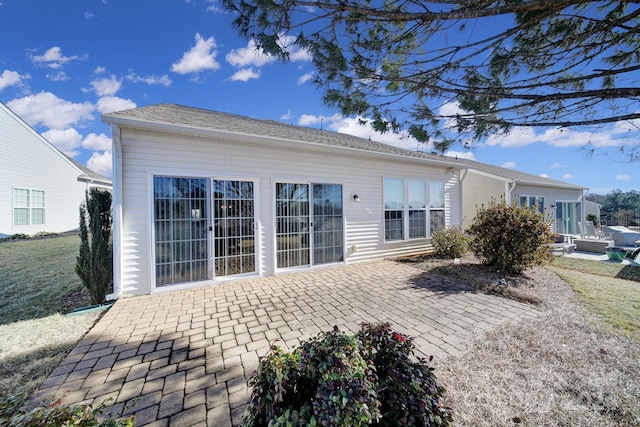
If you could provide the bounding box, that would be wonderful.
[457,160,588,235]
[0,101,112,238]
[102,104,465,297]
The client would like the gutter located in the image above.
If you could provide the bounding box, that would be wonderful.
[106,124,123,300]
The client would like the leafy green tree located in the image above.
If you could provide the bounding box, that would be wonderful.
[223,0,640,156]
[76,189,113,305]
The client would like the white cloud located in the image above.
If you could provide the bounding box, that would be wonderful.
[445,150,476,160]
[229,68,260,82]
[616,174,631,181]
[501,161,516,169]
[87,151,112,177]
[226,39,275,68]
[125,72,172,86]
[550,162,563,169]
[297,72,314,85]
[0,69,28,90]
[82,132,112,151]
[225,37,311,82]
[171,33,220,74]
[303,114,432,151]
[563,173,574,179]
[540,173,549,178]
[7,92,95,129]
[91,75,122,96]
[280,110,292,120]
[31,46,87,69]
[96,96,136,114]
[484,125,636,150]
[46,71,69,82]
[42,128,83,156]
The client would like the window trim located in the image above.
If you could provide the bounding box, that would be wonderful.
[384,178,442,242]
[13,187,45,227]
[519,194,545,213]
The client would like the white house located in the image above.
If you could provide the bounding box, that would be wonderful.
[0,101,112,238]
[102,104,465,297]
[457,160,588,235]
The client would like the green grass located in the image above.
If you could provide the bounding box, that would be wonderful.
[549,257,640,343]
[552,255,640,282]
[0,234,99,398]
[0,234,89,325]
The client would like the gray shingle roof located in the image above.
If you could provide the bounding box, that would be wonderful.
[103,103,585,190]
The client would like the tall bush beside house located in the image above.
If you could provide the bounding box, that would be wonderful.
[76,189,112,304]
[468,200,554,275]
[431,226,470,259]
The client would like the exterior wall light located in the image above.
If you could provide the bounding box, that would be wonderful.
[352,194,360,203]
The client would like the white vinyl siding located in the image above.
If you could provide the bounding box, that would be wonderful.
[114,129,461,296]
[1,103,101,237]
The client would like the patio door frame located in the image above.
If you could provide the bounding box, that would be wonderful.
[211,177,259,279]
[273,179,345,272]
[555,200,577,235]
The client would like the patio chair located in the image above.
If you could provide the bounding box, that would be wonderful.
[585,221,610,239]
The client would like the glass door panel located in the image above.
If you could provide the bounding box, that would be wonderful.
[313,183,343,264]
[213,180,255,277]
[276,183,310,268]
[154,177,209,287]
[555,202,575,234]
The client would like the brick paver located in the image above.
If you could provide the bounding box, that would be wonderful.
[33,260,540,426]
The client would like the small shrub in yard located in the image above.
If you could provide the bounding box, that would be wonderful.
[468,200,555,275]
[242,323,452,427]
[0,392,134,426]
[431,226,470,259]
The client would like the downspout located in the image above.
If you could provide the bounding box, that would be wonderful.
[459,169,467,231]
[106,124,123,300]
[506,180,516,205]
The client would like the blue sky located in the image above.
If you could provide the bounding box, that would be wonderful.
[0,0,637,195]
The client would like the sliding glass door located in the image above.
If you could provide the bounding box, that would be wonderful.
[276,182,344,269]
[154,177,209,287]
[212,180,256,277]
[555,201,576,234]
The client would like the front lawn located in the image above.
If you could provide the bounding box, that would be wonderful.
[0,234,89,325]
[550,257,640,343]
[0,234,99,397]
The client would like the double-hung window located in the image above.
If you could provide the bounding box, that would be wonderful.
[519,195,544,213]
[429,182,445,234]
[13,188,45,227]
[384,178,443,241]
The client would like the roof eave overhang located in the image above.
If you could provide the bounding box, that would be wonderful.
[102,115,467,170]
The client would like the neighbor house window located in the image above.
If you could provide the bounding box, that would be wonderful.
[519,195,544,213]
[384,178,439,241]
[13,188,45,227]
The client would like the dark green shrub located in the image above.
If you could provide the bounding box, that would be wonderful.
[431,226,470,259]
[468,200,554,275]
[76,189,113,304]
[8,233,29,240]
[243,323,452,427]
[586,213,598,225]
[0,392,133,426]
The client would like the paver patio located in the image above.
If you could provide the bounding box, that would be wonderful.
[34,260,540,426]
